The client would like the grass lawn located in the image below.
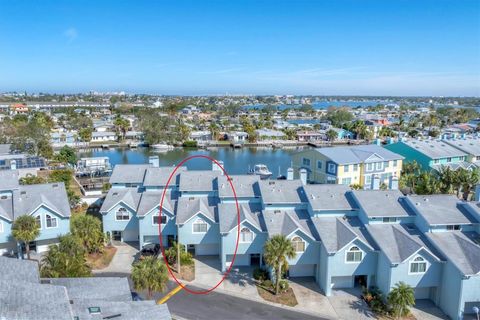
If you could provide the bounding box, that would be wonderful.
[256,284,298,307]
[168,264,195,282]
[86,246,117,269]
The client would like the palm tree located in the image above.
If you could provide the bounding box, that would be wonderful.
[263,235,296,295]
[456,168,479,200]
[415,172,441,195]
[437,166,456,194]
[70,214,105,254]
[326,129,338,142]
[387,282,415,319]
[131,256,169,299]
[12,215,40,260]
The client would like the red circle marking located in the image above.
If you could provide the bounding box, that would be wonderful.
[158,155,241,295]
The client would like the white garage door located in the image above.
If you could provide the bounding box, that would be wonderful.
[289,264,315,277]
[331,276,353,289]
[195,244,219,255]
[143,236,160,245]
[414,287,430,299]
[227,254,250,266]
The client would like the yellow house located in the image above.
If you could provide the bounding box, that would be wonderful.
[292,145,403,189]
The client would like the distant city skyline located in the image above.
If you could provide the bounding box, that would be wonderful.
[0,0,479,96]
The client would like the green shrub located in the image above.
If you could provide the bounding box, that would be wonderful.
[165,242,194,266]
[262,279,273,289]
[253,267,269,282]
[182,140,197,148]
[279,279,289,291]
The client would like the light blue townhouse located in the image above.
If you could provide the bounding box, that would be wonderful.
[100,162,480,319]
[0,170,71,256]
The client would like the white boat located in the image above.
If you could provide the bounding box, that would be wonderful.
[151,143,174,151]
[248,164,272,179]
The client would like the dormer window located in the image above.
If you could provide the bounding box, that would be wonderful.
[291,236,305,252]
[446,225,461,231]
[193,218,208,233]
[240,227,254,243]
[346,246,363,263]
[115,207,130,221]
[409,256,427,274]
[46,214,58,228]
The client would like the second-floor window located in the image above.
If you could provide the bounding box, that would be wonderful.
[353,164,358,171]
[240,227,254,242]
[327,163,336,174]
[409,256,427,274]
[46,214,57,228]
[447,157,452,163]
[36,215,42,228]
[291,236,306,252]
[366,163,374,172]
[382,217,397,223]
[153,215,167,225]
[346,246,363,262]
[116,208,130,221]
[344,165,349,173]
[317,161,322,169]
[446,225,461,231]
[193,218,208,233]
[376,162,384,170]
[302,158,311,166]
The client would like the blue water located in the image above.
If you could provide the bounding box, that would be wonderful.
[242,100,383,110]
[78,146,309,176]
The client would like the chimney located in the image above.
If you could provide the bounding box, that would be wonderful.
[299,168,307,185]
[212,160,224,175]
[389,175,399,190]
[148,156,159,168]
[475,184,480,202]
[371,174,380,190]
[287,168,294,180]
[10,160,16,170]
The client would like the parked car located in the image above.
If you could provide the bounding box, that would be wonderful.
[140,243,160,258]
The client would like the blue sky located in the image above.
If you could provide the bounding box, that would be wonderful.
[0,0,479,96]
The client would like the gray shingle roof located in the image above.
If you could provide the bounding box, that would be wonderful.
[401,139,467,159]
[143,166,187,187]
[427,231,480,276]
[100,188,142,213]
[0,257,40,283]
[263,209,316,240]
[444,137,480,156]
[14,183,71,218]
[110,164,151,184]
[0,170,19,191]
[176,197,217,225]
[303,184,356,211]
[312,216,374,254]
[70,300,171,320]
[218,202,263,233]
[406,195,476,225]
[48,277,132,301]
[352,190,411,218]
[0,193,13,221]
[313,145,403,165]
[137,191,176,217]
[0,144,11,155]
[178,170,221,192]
[259,180,305,204]
[366,224,439,264]
[218,175,260,198]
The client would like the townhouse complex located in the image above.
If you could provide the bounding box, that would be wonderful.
[100,162,480,320]
[292,145,404,188]
[0,256,171,319]
[0,170,71,255]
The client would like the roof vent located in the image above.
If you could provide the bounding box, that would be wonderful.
[274,210,281,214]
[52,184,58,188]
[189,197,195,200]
[0,196,7,200]
[415,202,420,206]
[113,192,118,196]
[424,198,429,202]
[269,181,275,185]
[20,191,26,195]
[88,307,101,315]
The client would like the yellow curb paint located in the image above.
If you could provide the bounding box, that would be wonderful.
[157,285,183,304]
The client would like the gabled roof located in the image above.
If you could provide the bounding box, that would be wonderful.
[0,194,14,221]
[366,224,440,264]
[136,191,176,217]
[0,256,39,283]
[218,202,263,233]
[400,139,467,159]
[100,188,142,213]
[109,164,151,184]
[302,184,356,211]
[352,190,412,218]
[13,183,71,218]
[258,179,305,204]
[218,175,260,198]
[427,231,480,276]
[178,170,221,192]
[176,197,217,225]
[263,209,317,241]
[143,166,187,187]
[0,170,19,191]
[49,277,132,302]
[444,137,480,156]
[312,216,374,254]
[312,145,403,165]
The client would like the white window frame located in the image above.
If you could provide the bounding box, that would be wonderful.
[393,160,398,167]
[45,214,58,229]
[240,227,254,243]
[376,162,384,170]
[345,245,363,263]
[192,218,208,234]
[353,164,358,171]
[366,163,374,172]
[382,217,397,223]
[344,165,349,173]
[115,207,130,221]
[328,163,336,174]
[409,256,428,274]
[152,214,167,225]
[291,236,306,253]
[0,221,3,233]
[35,215,42,229]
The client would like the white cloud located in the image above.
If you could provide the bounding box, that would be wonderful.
[63,28,78,42]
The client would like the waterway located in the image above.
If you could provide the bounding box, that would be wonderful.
[78,146,309,176]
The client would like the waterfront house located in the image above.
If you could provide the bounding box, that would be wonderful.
[100,162,480,320]
[292,145,403,188]
[189,130,212,142]
[91,131,117,142]
[296,131,325,142]
[255,129,286,141]
[384,139,471,172]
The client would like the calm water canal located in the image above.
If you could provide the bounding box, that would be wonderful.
[78,146,309,176]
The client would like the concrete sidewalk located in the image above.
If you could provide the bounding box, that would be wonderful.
[93,242,139,275]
